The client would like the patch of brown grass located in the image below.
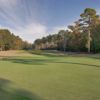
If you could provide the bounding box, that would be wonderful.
[0,50,33,57]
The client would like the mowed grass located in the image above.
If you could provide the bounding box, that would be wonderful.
[0,51,100,100]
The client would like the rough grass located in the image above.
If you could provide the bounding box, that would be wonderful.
[0,51,100,100]
[0,50,33,58]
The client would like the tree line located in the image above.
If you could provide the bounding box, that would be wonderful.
[33,8,100,53]
[0,29,32,51]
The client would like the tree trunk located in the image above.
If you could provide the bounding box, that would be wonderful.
[63,35,67,54]
[87,30,91,53]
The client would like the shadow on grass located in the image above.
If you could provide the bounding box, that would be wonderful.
[57,62,100,67]
[29,50,65,58]
[0,78,44,100]
[1,56,100,68]
[1,50,100,67]
[87,55,100,60]
[1,57,56,65]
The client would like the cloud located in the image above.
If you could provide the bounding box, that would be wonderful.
[0,0,48,42]
[0,0,18,11]
[0,0,17,6]
[49,26,67,35]
[0,0,23,27]
[97,10,100,15]
[0,22,47,43]
[15,23,47,42]
[0,0,70,43]
[23,23,47,35]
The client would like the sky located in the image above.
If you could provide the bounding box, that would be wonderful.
[0,0,100,43]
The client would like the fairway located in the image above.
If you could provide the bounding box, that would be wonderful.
[0,52,100,100]
[0,0,100,99]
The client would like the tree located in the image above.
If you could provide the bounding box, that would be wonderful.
[33,8,100,53]
[0,29,31,51]
[80,8,99,53]
[68,21,86,52]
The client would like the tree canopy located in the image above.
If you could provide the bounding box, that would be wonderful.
[33,8,100,53]
[0,29,32,51]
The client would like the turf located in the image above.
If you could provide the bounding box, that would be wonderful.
[0,52,100,100]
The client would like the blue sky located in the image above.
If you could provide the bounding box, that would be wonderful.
[0,0,100,42]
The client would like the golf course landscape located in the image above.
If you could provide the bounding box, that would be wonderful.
[0,1,100,99]
[0,50,100,100]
